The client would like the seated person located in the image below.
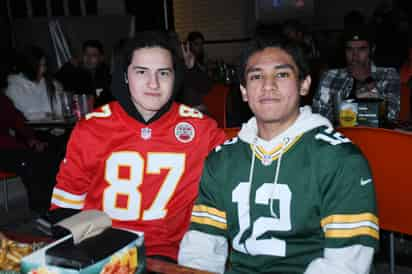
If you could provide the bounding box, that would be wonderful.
[0,91,57,213]
[178,37,378,273]
[312,26,400,124]
[175,31,212,112]
[55,39,112,106]
[5,45,59,121]
[50,31,227,262]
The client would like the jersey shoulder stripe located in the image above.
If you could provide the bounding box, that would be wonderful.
[191,204,227,230]
[51,187,86,209]
[321,213,379,240]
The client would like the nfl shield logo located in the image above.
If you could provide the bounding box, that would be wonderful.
[262,154,273,166]
[141,127,152,140]
[175,122,195,143]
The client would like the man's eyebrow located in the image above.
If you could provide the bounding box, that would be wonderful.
[245,67,262,74]
[245,64,295,74]
[345,46,369,49]
[130,66,173,71]
[274,64,295,71]
[131,66,148,70]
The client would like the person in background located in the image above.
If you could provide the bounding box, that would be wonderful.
[55,39,112,107]
[4,45,58,121]
[178,36,378,274]
[312,26,400,124]
[187,31,207,72]
[0,55,57,213]
[281,19,314,59]
[173,31,212,113]
[51,31,227,262]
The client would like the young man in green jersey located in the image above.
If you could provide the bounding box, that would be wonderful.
[178,37,379,273]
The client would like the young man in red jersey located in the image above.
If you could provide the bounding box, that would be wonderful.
[51,31,227,262]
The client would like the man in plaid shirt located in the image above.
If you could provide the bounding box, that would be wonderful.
[312,27,400,124]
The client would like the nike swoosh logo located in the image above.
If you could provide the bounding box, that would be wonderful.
[360,178,372,186]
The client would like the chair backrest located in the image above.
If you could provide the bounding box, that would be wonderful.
[203,84,229,128]
[0,171,17,180]
[338,127,412,236]
[224,127,240,139]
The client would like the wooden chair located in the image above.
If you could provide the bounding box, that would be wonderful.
[338,127,412,274]
[203,84,230,128]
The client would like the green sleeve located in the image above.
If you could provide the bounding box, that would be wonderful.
[319,144,379,250]
[190,150,228,237]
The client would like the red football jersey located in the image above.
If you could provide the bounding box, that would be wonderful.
[51,101,227,259]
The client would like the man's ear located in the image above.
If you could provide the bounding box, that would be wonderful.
[299,75,311,96]
[240,84,248,102]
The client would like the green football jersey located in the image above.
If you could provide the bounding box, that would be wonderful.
[190,126,379,274]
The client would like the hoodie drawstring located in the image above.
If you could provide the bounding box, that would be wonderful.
[270,137,288,217]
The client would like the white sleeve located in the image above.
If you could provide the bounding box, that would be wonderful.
[178,230,228,274]
[4,82,26,113]
[304,245,374,274]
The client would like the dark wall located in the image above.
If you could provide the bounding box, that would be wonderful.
[125,0,174,31]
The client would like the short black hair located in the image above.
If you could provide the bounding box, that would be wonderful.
[238,36,310,86]
[82,39,104,54]
[187,31,205,42]
[16,45,46,82]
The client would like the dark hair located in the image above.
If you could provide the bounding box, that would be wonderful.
[16,45,46,82]
[238,36,310,86]
[187,31,205,42]
[123,30,181,76]
[82,39,104,54]
[111,30,183,121]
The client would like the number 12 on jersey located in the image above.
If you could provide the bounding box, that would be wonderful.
[232,183,292,256]
[104,152,185,221]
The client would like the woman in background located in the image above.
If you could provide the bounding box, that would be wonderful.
[5,45,60,121]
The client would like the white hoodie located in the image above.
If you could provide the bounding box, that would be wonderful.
[239,106,331,151]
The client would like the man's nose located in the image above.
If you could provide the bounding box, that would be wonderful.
[351,49,360,60]
[148,73,160,89]
[263,76,277,91]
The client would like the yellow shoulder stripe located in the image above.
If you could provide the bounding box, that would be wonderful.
[52,193,84,206]
[325,227,379,240]
[191,216,227,230]
[321,213,378,227]
[193,205,226,219]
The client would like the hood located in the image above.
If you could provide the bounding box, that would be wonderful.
[238,106,332,151]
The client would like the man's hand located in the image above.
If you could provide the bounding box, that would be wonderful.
[181,41,195,69]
